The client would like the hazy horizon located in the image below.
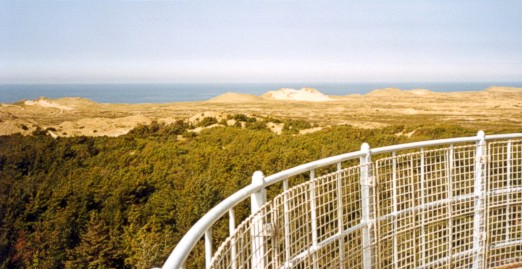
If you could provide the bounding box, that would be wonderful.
[1,1,522,83]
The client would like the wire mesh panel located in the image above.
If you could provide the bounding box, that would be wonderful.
[450,145,477,268]
[207,138,522,269]
[375,152,420,268]
[281,182,313,263]
[486,139,522,268]
[210,165,366,269]
[339,167,366,268]
[210,201,275,269]
[373,145,479,269]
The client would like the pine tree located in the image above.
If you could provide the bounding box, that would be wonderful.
[124,215,172,269]
[65,212,116,269]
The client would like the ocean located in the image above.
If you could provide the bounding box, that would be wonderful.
[0,82,521,104]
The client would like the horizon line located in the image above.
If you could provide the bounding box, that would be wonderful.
[2,81,522,85]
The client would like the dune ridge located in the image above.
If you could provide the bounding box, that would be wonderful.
[207,92,262,103]
[1,86,521,137]
[24,98,74,111]
[261,88,332,102]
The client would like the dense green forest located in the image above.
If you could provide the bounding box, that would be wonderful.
[0,118,516,269]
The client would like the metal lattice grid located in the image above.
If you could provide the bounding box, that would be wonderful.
[162,133,522,269]
[486,139,522,267]
[211,165,366,269]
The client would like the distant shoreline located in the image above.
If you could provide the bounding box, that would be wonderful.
[1,82,522,104]
[1,86,521,137]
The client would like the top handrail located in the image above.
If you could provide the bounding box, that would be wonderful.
[264,151,364,185]
[486,133,522,140]
[161,131,522,269]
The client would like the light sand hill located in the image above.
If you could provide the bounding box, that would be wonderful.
[262,88,332,101]
[485,86,522,93]
[0,86,521,137]
[366,88,435,97]
[207,92,262,103]
[24,98,74,111]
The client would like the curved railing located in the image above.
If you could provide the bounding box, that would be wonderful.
[162,131,522,269]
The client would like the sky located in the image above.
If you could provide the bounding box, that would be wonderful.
[0,0,521,83]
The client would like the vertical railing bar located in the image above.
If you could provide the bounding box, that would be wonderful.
[360,143,373,269]
[309,169,318,269]
[483,139,491,268]
[410,154,418,268]
[371,162,379,268]
[472,131,486,269]
[392,151,398,269]
[371,163,379,269]
[482,135,489,269]
[271,202,279,269]
[229,209,237,269]
[336,162,345,269]
[205,229,213,269]
[506,140,512,242]
[447,145,454,268]
[420,148,426,267]
[282,179,291,265]
[251,171,267,269]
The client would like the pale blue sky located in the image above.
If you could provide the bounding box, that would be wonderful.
[1,0,521,83]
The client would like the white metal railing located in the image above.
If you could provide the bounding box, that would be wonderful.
[162,131,522,269]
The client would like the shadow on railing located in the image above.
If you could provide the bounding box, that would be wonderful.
[162,131,522,269]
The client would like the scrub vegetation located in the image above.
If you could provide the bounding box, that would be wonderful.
[0,121,518,269]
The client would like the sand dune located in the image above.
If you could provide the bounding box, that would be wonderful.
[366,88,436,97]
[207,92,262,103]
[485,86,522,93]
[262,88,332,101]
[24,98,74,111]
[0,87,521,137]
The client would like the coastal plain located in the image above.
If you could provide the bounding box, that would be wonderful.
[0,86,521,137]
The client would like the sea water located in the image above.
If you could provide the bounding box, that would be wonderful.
[0,82,521,104]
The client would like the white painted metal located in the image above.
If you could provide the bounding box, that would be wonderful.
[162,132,522,269]
[446,145,454,269]
[419,148,426,267]
[228,209,237,269]
[336,162,345,269]
[359,143,373,269]
[282,179,291,265]
[309,170,319,269]
[162,183,261,269]
[391,151,398,268]
[270,202,279,269]
[204,229,212,269]
[472,131,486,269]
[506,140,511,243]
[250,171,266,269]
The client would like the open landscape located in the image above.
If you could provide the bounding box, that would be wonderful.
[2,0,522,268]
[1,86,521,137]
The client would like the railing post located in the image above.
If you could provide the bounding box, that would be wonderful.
[251,171,266,269]
[336,162,345,269]
[229,209,237,269]
[391,152,398,268]
[205,229,213,269]
[309,170,319,269]
[420,148,426,266]
[472,131,486,269]
[505,140,512,243]
[359,143,373,269]
[283,179,291,265]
